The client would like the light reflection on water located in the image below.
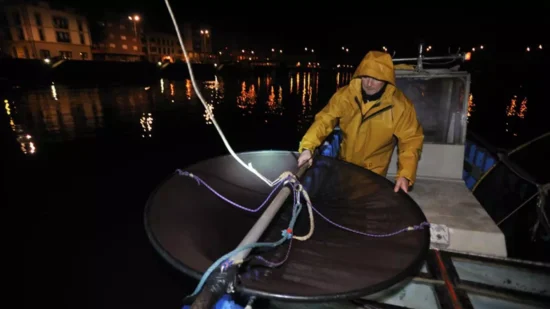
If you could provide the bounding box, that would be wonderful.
[2,71,332,156]
[1,70,539,157]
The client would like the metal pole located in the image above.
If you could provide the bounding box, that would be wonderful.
[229,162,309,263]
[393,55,465,63]
[417,43,424,70]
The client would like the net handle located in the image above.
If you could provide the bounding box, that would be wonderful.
[230,158,311,262]
[189,152,314,308]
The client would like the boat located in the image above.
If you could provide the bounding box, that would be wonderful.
[144,44,550,309]
[302,45,550,309]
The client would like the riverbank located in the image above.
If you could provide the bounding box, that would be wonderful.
[0,58,349,87]
[0,58,217,85]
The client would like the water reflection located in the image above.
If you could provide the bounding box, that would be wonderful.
[0,67,544,173]
[185,79,191,100]
[294,71,319,133]
[17,131,36,154]
[204,76,224,105]
[140,113,153,138]
[51,82,58,100]
[266,85,283,115]
[10,69,535,152]
[505,94,528,137]
[336,71,352,89]
[5,98,37,155]
[467,93,475,118]
[28,84,104,140]
[236,81,257,115]
[506,94,528,119]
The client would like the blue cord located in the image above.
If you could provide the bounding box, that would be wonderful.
[188,198,303,298]
[189,237,287,297]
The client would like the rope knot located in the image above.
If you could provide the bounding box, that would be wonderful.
[175,169,199,185]
[220,260,233,272]
[175,169,188,176]
[281,228,293,239]
[409,222,431,231]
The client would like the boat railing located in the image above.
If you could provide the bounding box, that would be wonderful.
[466,131,550,239]
[392,43,471,71]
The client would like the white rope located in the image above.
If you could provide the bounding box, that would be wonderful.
[164,0,281,187]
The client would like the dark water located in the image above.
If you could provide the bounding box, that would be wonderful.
[5,69,548,308]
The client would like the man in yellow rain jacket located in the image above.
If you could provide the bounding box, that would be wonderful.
[297,51,424,193]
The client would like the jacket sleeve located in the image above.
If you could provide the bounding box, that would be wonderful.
[394,100,424,185]
[298,92,344,153]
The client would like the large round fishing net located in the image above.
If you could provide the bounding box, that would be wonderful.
[144,151,430,301]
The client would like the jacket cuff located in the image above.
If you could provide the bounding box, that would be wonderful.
[298,142,316,154]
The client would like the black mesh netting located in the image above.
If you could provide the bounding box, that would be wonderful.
[144,151,430,301]
[472,133,550,261]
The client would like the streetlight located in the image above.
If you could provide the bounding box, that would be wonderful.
[198,29,210,55]
[128,15,140,37]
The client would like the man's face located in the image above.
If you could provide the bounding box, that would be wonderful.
[361,76,385,95]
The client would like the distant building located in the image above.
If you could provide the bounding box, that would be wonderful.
[142,31,183,63]
[182,22,212,54]
[90,14,145,62]
[142,23,217,63]
[0,1,92,60]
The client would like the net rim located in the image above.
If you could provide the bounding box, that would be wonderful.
[143,150,430,302]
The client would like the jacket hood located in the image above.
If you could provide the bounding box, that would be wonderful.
[351,51,395,85]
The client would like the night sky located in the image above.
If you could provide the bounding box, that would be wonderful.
[47,0,550,62]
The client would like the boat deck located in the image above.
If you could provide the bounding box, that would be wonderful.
[407,176,507,257]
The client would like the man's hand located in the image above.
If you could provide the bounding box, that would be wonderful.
[394,176,410,193]
[297,150,313,168]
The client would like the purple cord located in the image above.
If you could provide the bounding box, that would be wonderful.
[176,169,288,213]
[175,169,430,238]
[254,239,293,267]
[311,208,430,237]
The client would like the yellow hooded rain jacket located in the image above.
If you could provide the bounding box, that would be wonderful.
[298,51,424,185]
